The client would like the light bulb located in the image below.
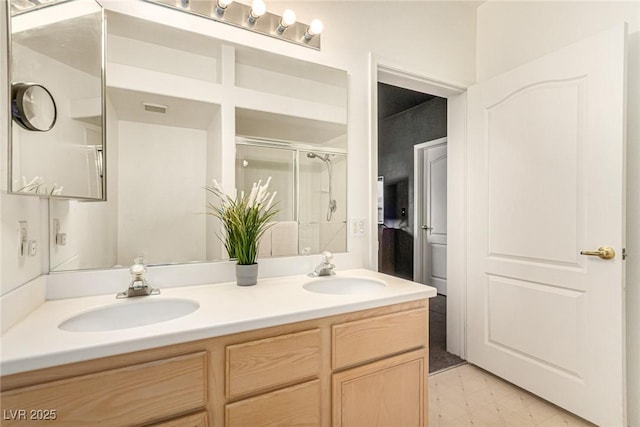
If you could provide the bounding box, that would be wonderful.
[308,18,323,36]
[304,18,323,41]
[276,8,296,34]
[250,0,266,17]
[215,0,233,16]
[281,9,296,27]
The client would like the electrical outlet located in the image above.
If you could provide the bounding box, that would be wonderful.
[358,218,366,236]
[28,240,37,256]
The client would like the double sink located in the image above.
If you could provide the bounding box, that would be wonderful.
[59,277,386,333]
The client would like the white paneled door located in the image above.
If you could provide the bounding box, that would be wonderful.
[467,24,627,426]
[422,143,448,295]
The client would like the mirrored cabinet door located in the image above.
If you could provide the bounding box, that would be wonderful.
[8,0,105,199]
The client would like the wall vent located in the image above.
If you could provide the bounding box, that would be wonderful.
[143,103,168,114]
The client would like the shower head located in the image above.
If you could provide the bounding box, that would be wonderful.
[307,152,331,164]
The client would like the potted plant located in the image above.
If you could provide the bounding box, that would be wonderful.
[206,177,278,286]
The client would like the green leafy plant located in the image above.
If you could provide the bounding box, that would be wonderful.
[205,177,278,265]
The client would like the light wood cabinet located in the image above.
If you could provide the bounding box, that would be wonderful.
[332,349,428,427]
[332,308,428,370]
[150,411,209,427]
[226,380,321,427]
[226,328,321,399]
[0,299,429,427]
[0,352,207,427]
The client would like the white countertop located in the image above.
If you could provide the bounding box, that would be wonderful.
[1,269,435,376]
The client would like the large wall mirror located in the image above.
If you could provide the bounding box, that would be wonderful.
[48,10,347,272]
[8,0,105,199]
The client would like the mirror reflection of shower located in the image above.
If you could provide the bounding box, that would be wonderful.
[307,152,337,221]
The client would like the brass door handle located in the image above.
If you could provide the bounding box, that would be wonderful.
[580,246,615,260]
[421,225,433,231]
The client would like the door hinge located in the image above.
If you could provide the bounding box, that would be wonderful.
[622,248,627,260]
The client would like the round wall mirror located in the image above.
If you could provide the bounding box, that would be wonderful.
[11,83,57,132]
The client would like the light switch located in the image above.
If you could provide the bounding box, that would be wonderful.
[56,233,67,246]
[53,218,67,246]
[349,217,358,237]
[18,221,28,257]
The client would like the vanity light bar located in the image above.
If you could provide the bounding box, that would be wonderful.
[144,0,322,50]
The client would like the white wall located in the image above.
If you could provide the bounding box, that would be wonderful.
[476,2,640,424]
[476,0,640,81]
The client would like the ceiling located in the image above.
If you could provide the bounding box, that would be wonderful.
[378,82,436,120]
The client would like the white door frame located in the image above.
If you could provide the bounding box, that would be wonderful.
[369,55,468,357]
[413,137,447,285]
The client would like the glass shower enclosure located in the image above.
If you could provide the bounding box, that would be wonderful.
[236,137,347,257]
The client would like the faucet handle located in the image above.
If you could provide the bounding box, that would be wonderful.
[322,251,333,264]
[130,257,147,277]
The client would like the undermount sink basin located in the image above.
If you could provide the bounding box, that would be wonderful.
[303,277,386,295]
[58,298,200,332]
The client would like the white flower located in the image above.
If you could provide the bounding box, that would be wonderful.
[265,191,277,211]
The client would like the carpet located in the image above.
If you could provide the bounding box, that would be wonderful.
[429,294,465,373]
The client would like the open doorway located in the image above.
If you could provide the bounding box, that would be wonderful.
[377,82,464,373]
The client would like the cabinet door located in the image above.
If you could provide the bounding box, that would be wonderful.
[332,349,427,427]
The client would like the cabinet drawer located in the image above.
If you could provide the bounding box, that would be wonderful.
[226,379,320,427]
[332,308,428,370]
[150,411,209,427]
[226,328,320,399]
[0,352,207,427]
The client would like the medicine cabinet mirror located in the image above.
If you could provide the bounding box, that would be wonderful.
[7,0,105,199]
[47,9,347,272]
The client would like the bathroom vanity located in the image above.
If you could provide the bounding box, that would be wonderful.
[0,270,435,426]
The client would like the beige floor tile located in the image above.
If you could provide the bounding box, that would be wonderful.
[429,364,594,427]
[497,406,537,427]
[468,406,503,425]
[465,388,497,407]
[459,377,489,395]
[525,400,563,424]
[495,392,531,413]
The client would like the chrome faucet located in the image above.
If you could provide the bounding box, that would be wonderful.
[309,251,336,277]
[116,257,160,298]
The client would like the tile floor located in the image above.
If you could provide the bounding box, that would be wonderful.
[429,364,595,427]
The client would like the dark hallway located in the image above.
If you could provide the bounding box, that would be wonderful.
[429,294,464,373]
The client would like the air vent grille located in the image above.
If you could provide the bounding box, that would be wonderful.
[143,103,168,114]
